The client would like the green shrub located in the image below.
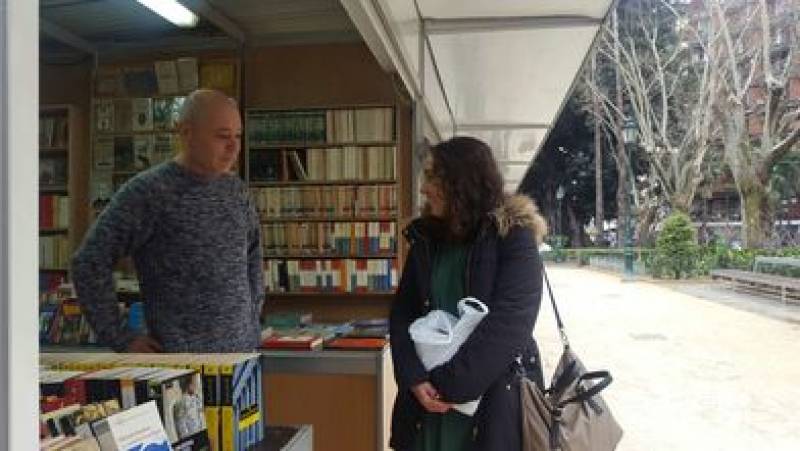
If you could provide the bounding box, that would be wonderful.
[651,213,699,279]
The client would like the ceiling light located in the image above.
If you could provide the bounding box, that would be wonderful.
[136,0,198,28]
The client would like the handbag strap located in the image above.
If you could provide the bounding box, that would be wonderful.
[542,263,570,348]
[557,371,613,407]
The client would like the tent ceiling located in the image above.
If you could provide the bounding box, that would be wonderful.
[39,0,360,58]
[344,0,614,191]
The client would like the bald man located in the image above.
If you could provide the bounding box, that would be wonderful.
[72,89,264,353]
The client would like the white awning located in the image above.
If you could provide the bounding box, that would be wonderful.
[342,0,615,191]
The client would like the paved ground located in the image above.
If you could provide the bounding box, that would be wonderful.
[533,267,800,451]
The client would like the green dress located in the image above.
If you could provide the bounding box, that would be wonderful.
[416,242,475,451]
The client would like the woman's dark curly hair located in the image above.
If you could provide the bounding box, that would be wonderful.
[425,136,505,240]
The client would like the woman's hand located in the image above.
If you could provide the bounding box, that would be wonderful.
[411,381,452,414]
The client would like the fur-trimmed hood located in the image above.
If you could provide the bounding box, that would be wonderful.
[492,194,548,244]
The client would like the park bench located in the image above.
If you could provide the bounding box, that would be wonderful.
[711,256,800,304]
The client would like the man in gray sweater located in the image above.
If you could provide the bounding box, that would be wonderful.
[72,89,264,353]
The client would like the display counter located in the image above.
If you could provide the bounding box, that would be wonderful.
[262,345,396,451]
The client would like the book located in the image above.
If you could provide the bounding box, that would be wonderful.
[261,333,323,350]
[288,150,307,180]
[200,62,236,97]
[177,58,199,92]
[94,136,114,170]
[113,136,134,171]
[155,60,180,95]
[95,67,123,97]
[95,100,114,132]
[133,136,154,170]
[153,134,176,166]
[132,98,154,132]
[113,99,133,133]
[324,337,386,350]
[92,401,172,451]
[123,67,158,97]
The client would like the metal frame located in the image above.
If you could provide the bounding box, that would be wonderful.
[0,0,9,444]
[424,15,603,35]
[2,0,39,448]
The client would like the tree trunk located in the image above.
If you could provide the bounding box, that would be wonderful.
[613,10,628,249]
[567,205,584,248]
[592,51,605,246]
[637,204,659,247]
[738,177,773,248]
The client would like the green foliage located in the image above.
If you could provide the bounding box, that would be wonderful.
[650,213,699,279]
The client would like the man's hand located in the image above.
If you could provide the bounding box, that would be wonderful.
[126,335,163,353]
[411,381,452,414]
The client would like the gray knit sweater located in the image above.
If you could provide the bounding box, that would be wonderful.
[72,161,264,352]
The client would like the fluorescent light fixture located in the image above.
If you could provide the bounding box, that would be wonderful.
[137,0,199,28]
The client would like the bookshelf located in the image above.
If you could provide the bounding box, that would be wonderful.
[246,106,402,298]
[39,105,83,288]
[88,56,240,208]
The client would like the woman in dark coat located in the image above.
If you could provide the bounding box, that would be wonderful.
[389,136,547,451]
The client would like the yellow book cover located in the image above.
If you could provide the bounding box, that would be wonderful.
[200,63,236,97]
[220,362,234,451]
[203,361,220,451]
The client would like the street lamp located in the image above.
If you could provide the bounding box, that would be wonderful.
[556,185,565,262]
[622,116,639,280]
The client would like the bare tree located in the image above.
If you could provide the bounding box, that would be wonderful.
[705,0,800,248]
[585,0,718,219]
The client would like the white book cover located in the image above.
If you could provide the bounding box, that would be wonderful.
[154,60,180,95]
[93,401,172,451]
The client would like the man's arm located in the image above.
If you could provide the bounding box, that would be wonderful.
[71,180,156,351]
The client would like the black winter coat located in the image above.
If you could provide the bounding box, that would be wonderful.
[389,195,547,451]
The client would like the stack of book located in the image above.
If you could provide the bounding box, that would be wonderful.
[40,352,263,451]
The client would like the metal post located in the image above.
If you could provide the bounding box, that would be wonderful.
[623,143,636,280]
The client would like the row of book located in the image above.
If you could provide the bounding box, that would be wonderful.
[40,272,68,301]
[95,58,236,98]
[41,352,263,451]
[249,146,396,182]
[262,319,389,351]
[247,107,394,145]
[325,108,394,143]
[250,186,398,219]
[264,258,398,293]
[95,97,185,133]
[40,115,69,148]
[40,195,70,229]
[41,235,70,270]
[40,299,97,346]
[261,221,397,257]
[94,134,178,172]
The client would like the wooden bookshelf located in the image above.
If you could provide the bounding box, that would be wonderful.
[39,105,86,282]
[247,105,403,299]
[88,55,241,203]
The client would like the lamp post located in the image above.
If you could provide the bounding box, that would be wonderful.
[621,116,639,280]
[556,185,565,262]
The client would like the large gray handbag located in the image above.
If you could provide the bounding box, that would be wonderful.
[520,268,623,451]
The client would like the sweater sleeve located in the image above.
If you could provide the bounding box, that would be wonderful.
[71,179,156,351]
[429,227,543,402]
[246,194,265,317]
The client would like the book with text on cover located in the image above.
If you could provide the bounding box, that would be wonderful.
[92,401,172,451]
